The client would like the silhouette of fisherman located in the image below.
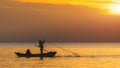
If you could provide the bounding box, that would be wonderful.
[34,40,45,59]
[25,49,31,57]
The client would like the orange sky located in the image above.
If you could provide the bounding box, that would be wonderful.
[13,0,113,8]
[1,0,120,42]
[14,0,120,15]
[15,0,119,4]
[15,0,120,6]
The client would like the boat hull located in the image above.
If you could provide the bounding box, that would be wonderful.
[15,52,57,57]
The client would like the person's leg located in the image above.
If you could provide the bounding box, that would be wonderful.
[40,48,43,59]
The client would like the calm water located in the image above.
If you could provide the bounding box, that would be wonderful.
[1,42,120,68]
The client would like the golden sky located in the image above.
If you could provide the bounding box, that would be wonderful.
[14,0,120,14]
[1,0,120,42]
[15,0,120,3]
[15,0,120,5]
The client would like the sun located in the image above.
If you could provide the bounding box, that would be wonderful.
[107,4,120,15]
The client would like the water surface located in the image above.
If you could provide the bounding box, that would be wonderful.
[0,42,120,68]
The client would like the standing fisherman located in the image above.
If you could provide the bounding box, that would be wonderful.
[34,40,45,59]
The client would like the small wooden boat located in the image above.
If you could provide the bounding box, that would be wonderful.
[15,52,57,57]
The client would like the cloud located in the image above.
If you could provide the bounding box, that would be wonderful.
[1,0,118,12]
[0,0,117,12]
[13,0,120,8]
[14,0,117,4]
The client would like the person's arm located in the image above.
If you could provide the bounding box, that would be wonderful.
[33,42,39,47]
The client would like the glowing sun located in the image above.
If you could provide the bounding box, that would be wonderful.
[107,4,120,15]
